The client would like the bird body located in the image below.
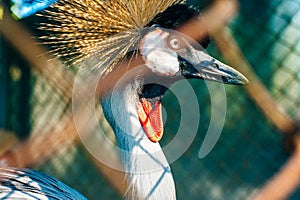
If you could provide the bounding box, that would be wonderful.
[0,167,87,199]
[1,0,248,199]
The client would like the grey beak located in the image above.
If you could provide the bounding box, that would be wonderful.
[178,49,249,85]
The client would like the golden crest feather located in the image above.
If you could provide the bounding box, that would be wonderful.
[38,0,186,74]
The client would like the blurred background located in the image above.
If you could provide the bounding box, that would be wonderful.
[1,0,300,199]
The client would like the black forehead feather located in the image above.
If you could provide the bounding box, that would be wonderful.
[148,4,210,49]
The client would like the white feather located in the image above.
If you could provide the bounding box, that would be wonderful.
[101,79,176,200]
[140,28,180,76]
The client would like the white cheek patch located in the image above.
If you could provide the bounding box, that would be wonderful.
[145,49,179,76]
[140,28,180,76]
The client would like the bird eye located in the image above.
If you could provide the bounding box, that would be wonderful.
[167,36,182,50]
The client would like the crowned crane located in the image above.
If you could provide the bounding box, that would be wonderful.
[1,0,248,199]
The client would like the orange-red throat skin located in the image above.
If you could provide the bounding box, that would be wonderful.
[136,98,164,143]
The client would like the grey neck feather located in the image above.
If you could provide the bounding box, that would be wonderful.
[101,79,176,200]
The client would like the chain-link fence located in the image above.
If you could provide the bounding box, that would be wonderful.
[1,0,300,199]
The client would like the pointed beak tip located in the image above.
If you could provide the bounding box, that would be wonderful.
[235,74,249,85]
[225,75,249,86]
[220,65,249,85]
[242,77,250,85]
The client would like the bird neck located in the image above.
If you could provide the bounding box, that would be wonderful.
[101,79,176,200]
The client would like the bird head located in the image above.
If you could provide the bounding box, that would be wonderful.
[139,26,248,85]
[135,25,248,143]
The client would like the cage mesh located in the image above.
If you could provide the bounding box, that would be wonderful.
[1,0,300,199]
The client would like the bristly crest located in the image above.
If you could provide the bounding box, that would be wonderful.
[38,0,186,75]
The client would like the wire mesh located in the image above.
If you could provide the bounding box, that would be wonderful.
[172,0,300,199]
[0,29,122,199]
[1,0,300,199]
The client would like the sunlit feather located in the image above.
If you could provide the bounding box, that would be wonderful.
[38,0,186,74]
